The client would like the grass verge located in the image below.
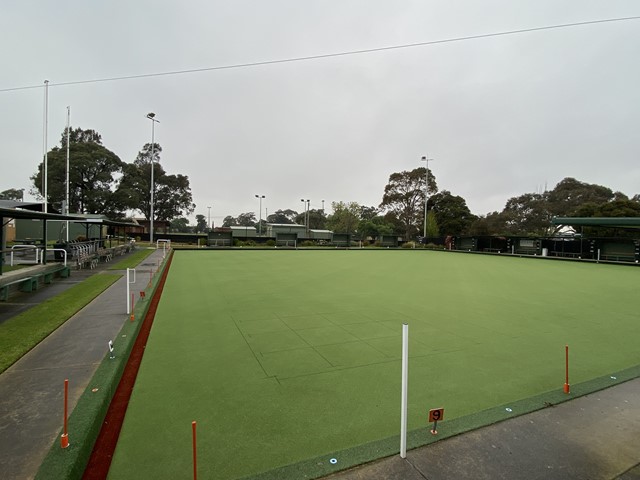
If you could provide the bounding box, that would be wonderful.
[107,249,155,270]
[0,274,120,374]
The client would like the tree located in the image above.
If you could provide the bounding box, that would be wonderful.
[356,206,395,238]
[266,209,298,224]
[116,142,195,221]
[425,210,439,238]
[0,188,24,201]
[430,190,477,235]
[236,212,256,226]
[31,127,124,215]
[295,209,327,229]
[195,214,208,233]
[380,167,437,240]
[222,215,237,227]
[500,192,551,236]
[467,212,506,236]
[170,217,192,233]
[546,177,614,217]
[326,201,360,234]
[358,216,395,239]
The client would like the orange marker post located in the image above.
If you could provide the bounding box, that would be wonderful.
[563,344,570,394]
[130,293,135,321]
[61,379,69,448]
[192,421,197,480]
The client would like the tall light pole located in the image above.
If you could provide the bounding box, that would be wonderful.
[43,80,49,213]
[207,206,212,231]
[255,195,265,236]
[300,199,310,230]
[421,156,434,239]
[147,113,159,244]
[306,199,310,230]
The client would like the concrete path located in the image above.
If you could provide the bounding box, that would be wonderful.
[0,248,163,480]
[322,377,640,480]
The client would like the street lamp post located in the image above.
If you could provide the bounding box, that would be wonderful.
[255,195,265,236]
[300,199,310,231]
[147,113,160,244]
[421,156,434,239]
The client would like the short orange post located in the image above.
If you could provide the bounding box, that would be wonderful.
[563,344,570,394]
[192,421,197,480]
[61,379,69,448]
[130,293,135,321]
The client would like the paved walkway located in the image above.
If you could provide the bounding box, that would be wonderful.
[322,377,640,480]
[0,248,164,480]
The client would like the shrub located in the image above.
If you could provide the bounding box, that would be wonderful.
[265,239,276,247]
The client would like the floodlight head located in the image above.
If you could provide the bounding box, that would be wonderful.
[147,112,155,119]
[421,156,426,161]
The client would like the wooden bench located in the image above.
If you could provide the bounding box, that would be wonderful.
[0,276,37,301]
[43,264,71,283]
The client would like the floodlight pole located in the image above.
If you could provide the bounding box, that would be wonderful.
[255,195,265,236]
[147,113,159,244]
[207,206,212,231]
[421,156,434,239]
[43,80,49,213]
[65,106,70,242]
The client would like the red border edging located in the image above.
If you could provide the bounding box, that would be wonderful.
[82,253,173,479]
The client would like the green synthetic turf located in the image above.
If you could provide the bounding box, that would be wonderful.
[108,251,640,479]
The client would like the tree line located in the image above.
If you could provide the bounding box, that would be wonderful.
[5,128,638,240]
[28,127,194,221]
[178,169,640,239]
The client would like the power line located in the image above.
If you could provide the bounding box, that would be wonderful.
[2,15,639,93]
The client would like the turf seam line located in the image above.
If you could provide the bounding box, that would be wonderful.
[231,316,272,379]
[276,311,337,368]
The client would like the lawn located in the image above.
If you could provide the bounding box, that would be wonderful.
[108,250,640,479]
[107,248,155,270]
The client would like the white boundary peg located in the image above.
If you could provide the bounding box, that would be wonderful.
[126,268,136,314]
[400,323,409,458]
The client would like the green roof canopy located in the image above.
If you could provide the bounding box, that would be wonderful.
[552,217,640,229]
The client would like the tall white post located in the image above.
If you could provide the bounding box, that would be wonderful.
[421,156,433,239]
[126,268,136,314]
[65,106,71,241]
[43,80,49,213]
[150,123,155,244]
[146,113,159,244]
[400,323,409,458]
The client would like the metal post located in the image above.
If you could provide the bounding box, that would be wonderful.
[147,113,159,244]
[43,80,49,213]
[65,106,70,241]
[400,323,409,458]
[421,156,433,239]
[255,195,265,236]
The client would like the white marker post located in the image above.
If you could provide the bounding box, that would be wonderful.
[126,268,136,314]
[108,340,115,359]
[400,323,409,458]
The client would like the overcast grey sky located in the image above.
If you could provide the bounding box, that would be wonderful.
[1,1,639,225]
